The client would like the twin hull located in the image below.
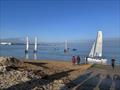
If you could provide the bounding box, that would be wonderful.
[87,57,107,64]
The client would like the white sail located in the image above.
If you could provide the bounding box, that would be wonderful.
[94,31,102,57]
[89,42,95,57]
[87,31,107,64]
[26,36,29,51]
[65,40,68,50]
[34,37,37,51]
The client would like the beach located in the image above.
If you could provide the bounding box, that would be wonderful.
[0,57,91,90]
[0,57,120,90]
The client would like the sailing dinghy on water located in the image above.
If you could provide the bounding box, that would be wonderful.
[87,31,107,64]
[34,37,37,53]
[64,40,68,53]
[25,36,29,53]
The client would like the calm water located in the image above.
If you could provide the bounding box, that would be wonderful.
[0,40,120,64]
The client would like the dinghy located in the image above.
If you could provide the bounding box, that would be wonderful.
[64,40,68,53]
[87,31,107,64]
[25,36,29,53]
[34,37,37,53]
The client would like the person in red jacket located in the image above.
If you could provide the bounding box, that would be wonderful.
[72,56,76,65]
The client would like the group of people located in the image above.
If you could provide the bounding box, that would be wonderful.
[72,55,116,70]
[72,56,81,65]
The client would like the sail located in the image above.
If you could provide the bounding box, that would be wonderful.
[34,37,37,51]
[89,42,95,57]
[94,31,102,57]
[65,40,67,50]
[26,36,29,51]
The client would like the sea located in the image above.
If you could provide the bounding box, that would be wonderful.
[0,39,120,65]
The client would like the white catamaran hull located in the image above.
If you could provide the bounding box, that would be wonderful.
[87,57,107,64]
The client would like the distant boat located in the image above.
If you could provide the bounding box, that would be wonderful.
[25,36,29,53]
[72,48,77,51]
[87,31,107,64]
[34,37,37,53]
[64,40,68,53]
[0,42,12,45]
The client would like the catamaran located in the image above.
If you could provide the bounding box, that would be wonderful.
[25,36,29,53]
[87,31,107,64]
[34,37,37,53]
[64,40,68,53]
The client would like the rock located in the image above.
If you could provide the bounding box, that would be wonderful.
[0,57,22,72]
[0,66,6,73]
[0,57,21,67]
[58,80,64,84]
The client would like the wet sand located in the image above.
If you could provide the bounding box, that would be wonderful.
[0,59,92,90]
[72,64,120,90]
[23,60,92,79]
[20,60,120,90]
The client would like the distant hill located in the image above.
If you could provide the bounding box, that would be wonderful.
[0,37,120,45]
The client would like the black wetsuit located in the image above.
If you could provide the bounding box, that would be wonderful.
[111,59,115,69]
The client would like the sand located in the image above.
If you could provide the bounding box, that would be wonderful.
[1,58,120,90]
[23,60,92,79]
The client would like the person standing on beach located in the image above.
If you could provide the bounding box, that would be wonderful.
[85,57,88,64]
[111,58,115,69]
[72,56,76,65]
[77,56,80,65]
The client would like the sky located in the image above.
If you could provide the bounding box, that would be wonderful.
[0,0,120,42]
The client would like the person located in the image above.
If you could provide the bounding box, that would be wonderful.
[77,56,80,65]
[85,57,88,64]
[111,58,115,69]
[72,56,76,65]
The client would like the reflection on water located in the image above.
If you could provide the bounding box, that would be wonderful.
[25,53,29,59]
[25,52,37,60]
[33,53,37,60]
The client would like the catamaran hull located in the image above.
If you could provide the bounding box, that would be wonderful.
[87,58,107,64]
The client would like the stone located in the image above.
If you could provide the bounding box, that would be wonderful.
[0,57,21,67]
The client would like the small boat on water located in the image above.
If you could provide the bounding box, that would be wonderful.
[72,48,77,51]
[87,31,107,64]
[0,42,12,45]
[34,37,37,53]
[64,40,69,53]
[25,36,29,53]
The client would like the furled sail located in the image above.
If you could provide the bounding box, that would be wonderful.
[89,42,95,57]
[94,31,102,57]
